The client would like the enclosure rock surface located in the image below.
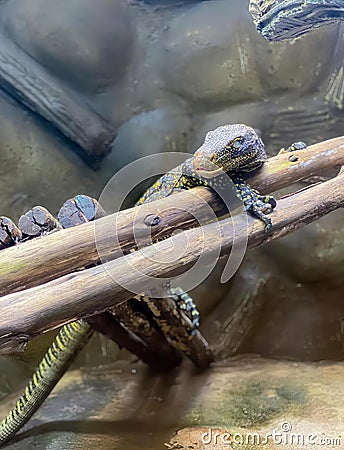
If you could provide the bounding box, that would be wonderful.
[1,358,343,449]
[3,0,134,92]
[155,0,337,106]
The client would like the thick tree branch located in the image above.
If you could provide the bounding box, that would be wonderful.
[0,136,343,298]
[0,168,343,353]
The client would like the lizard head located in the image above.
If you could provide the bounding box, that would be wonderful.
[193,124,267,179]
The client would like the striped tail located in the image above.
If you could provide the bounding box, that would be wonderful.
[0,320,93,446]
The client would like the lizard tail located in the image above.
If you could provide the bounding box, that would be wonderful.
[0,320,92,446]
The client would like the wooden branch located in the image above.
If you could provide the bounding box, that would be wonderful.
[18,206,61,238]
[56,196,189,369]
[0,136,343,299]
[0,217,21,248]
[0,32,115,158]
[249,0,344,41]
[0,169,343,353]
[1,197,213,366]
[86,312,183,370]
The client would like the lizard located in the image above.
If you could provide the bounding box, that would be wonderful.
[0,123,276,446]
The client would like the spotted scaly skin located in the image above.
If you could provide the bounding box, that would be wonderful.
[138,123,276,229]
[0,320,92,446]
[0,123,274,446]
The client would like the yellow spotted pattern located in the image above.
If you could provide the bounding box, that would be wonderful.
[0,320,92,445]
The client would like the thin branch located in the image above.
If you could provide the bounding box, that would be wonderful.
[0,170,343,353]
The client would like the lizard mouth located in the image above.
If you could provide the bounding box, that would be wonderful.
[192,155,225,179]
[195,166,224,178]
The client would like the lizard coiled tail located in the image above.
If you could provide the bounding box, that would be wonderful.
[0,320,93,447]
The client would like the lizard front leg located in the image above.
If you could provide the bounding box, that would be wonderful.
[230,173,276,231]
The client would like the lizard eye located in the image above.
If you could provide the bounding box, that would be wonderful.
[209,152,216,161]
[232,137,243,149]
[225,136,243,150]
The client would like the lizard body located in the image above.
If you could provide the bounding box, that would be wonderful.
[138,123,275,229]
[0,124,275,446]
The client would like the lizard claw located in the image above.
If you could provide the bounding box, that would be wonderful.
[247,200,273,231]
[286,141,307,152]
[259,195,277,210]
[280,141,307,154]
